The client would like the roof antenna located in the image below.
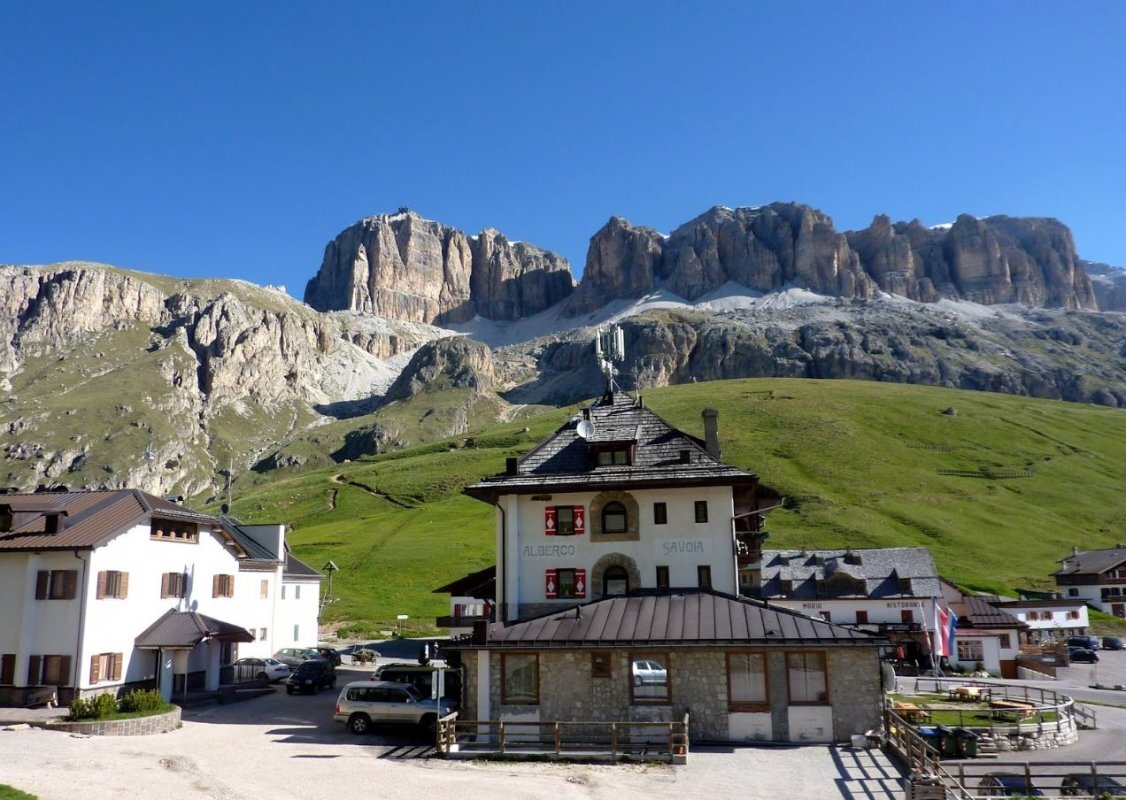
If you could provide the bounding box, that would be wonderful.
[594,325,625,395]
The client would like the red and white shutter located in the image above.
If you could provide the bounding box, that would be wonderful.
[544,506,557,536]
[545,569,558,599]
[575,568,587,599]
[573,506,585,536]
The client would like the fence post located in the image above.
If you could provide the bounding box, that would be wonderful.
[611,722,617,756]
[554,722,561,754]
[498,722,506,754]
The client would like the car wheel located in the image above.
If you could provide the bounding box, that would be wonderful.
[286,686,293,695]
[330,678,336,689]
[421,714,437,735]
[349,714,370,735]
[633,675,642,687]
[257,672,268,682]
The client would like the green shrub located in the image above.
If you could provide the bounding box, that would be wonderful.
[119,689,164,713]
[70,692,118,721]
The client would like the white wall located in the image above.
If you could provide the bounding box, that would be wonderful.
[276,577,321,648]
[771,597,935,627]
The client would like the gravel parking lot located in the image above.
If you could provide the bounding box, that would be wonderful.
[0,664,904,800]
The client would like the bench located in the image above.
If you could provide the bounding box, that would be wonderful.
[948,686,982,702]
[988,699,1035,720]
[893,701,932,723]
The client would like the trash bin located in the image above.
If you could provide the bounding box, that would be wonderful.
[953,727,978,758]
[916,725,940,754]
[935,725,959,758]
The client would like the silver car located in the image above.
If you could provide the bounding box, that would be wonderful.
[333,680,453,735]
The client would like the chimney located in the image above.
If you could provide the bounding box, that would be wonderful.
[702,408,720,460]
[505,457,519,476]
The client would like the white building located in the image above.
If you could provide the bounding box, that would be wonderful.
[0,489,320,704]
[994,599,1090,644]
[1053,545,1126,617]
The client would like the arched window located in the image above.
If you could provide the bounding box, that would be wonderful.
[604,565,629,597]
[602,501,627,534]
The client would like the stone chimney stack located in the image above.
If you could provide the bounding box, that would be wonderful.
[702,408,720,460]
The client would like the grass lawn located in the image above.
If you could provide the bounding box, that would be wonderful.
[0,785,37,800]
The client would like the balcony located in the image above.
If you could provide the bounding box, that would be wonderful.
[436,614,491,629]
[734,530,769,567]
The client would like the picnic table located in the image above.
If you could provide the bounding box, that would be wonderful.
[949,686,982,702]
[988,699,1034,720]
[893,701,932,723]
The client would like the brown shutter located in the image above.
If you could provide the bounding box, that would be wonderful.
[62,570,77,599]
[35,571,48,600]
[96,571,107,599]
[161,573,170,598]
[112,653,122,681]
[28,655,41,685]
[90,654,101,683]
[181,571,189,597]
[212,574,220,598]
[118,572,129,599]
[0,654,14,685]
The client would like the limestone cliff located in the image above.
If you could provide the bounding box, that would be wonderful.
[304,211,574,323]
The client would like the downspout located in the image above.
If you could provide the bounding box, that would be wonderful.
[71,549,88,702]
[493,497,506,624]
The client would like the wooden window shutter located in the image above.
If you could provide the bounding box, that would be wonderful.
[573,506,585,536]
[60,655,71,684]
[212,574,220,598]
[90,654,101,683]
[0,654,14,685]
[575,568,587,599]
[545,569,558,599]
[96,571,107,600]
[35,571,48,600]
[161,573,170,598]
[63,570,77,599]
[28,655,41,685]
[112,653,123,681]
[118,572,129,599]
[544,506,557,536]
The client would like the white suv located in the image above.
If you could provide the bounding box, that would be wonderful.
[333,680,454,735]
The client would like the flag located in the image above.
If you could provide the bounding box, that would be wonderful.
[946,609,958,659]
[933,604,949,657]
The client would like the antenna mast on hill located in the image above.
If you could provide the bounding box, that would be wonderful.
[594,325,625,393]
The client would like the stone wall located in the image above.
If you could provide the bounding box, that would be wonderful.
[41,706,181,736]
[460,646,882,743]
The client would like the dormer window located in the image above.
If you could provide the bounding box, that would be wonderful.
[596,448,630,466]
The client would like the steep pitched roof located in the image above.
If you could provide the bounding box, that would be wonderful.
[465,391,755,499]
[433,565,496,598]
[283,550,323,580]
[956,595,1025,629]
[0,489,218,552]
[756,547,941,600]
[134,609,255,648]
[1053,547,1126,577]
[469,590,884,649]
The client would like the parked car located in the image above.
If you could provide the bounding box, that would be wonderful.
[333,680,454,735]
[285,658,336,694]
[314,645,343,666]
[1061,773,1126,796]
[1102,637,1126,651]
[1069,647,1100,664]
[977,773,1046,797]
[1067,635,1101,651]
[232,657,290,683]
[631,659,667,686]
[373,663,460,707]
[273,647,319,669]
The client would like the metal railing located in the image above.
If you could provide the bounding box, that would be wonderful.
[435,712,690,762]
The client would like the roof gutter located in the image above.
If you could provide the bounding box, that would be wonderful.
[71,548,88,695]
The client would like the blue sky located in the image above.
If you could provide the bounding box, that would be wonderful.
[2,2,1124,296]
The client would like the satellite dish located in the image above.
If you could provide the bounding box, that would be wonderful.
[576,419,595,439]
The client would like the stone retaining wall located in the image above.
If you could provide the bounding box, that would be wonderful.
[40,706,181,736]
[978,713,1079,752]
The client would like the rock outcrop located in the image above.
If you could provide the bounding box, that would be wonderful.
[1084,261,1126,312]
[570,217,666,313]
[383,337,497,403]
[304,211,574,323]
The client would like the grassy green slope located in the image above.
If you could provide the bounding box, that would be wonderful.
[224,378,1126,635]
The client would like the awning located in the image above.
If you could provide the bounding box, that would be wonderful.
[134,609,255,649]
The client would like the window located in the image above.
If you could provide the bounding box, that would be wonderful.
[998,634,1011,649]
[0,654,14,685]
[27,655,71,686]
[697,565,712,589]
[293,625,299,642]
[818,610,831,622]
[502,653,539,704]
[1068,610,1080,620]
[546,568,586,599]
[786,652,828,704]
[900,609,915,624]
[694,501,708,523]
[212,574,234,598]
[1068,588,1079,597]
[855,610,869,625]
[653,502,668,525]
[656,565,670,589]
[591,652,611,678]
[35,570,77,600]
[96,570,128,599]
[956,639,983,662]
[260,579,269,599]
[89,652,122,683]
[161,572,187,598]
[602,501,628,534]
[281,585,286,599]
[545,505,585,536]
[603,566,629,597]
[295,585,301,600]
[150,519,198,542]
[728,652,767,709]
[630,654,670,703]
[596,449,629,466]
[259,628,267,641]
